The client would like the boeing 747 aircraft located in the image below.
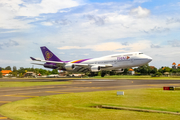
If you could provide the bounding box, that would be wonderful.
[30,46,152,77]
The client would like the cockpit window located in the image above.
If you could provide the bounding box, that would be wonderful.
[139,53,143,54]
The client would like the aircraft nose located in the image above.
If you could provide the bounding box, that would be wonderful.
[147,56,152,62]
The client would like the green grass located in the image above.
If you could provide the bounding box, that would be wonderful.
[0,81,71,88]
[1,88,180,120]
[93,75,180,80]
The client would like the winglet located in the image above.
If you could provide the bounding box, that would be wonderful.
[30,57,36,60]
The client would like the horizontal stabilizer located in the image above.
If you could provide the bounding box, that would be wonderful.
[30,57,36,60]
[31,63,44,65]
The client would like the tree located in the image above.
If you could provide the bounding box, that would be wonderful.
[52,69,59,74]
[149,67,157,74]
[34,68,39,74]
[0,72,2,78]
[164,67,171,72]
[0,67,2,71]
[11,72,17,77]
[46,70,51,75]
[158,67,171,73]
[19,73,23,78]
[109,71,116,75]
[136,64,151,75]
[18,67,26,75]
[152,72,162,77]
[13,66,17,72]
[5,66,11,70]
[122,68,129,75]
[39,69,46,75]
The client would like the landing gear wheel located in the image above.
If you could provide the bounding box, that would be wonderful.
[101,73,106,77]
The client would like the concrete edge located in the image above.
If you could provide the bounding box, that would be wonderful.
[93,105,180,115]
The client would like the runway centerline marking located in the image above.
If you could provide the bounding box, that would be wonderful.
[45,91,73,94]
[3,95,39,97]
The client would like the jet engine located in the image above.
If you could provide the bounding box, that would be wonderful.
[44,63,58,69]
[90,66,101,72]
[65,64,75,71]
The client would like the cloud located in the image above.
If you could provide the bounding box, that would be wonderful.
[166,18,180,24]
[168,40,180,47]
[58,40,151,52]
[0,59,20,64]
[143,26,170,34]
[133,0,151,3]
[59,46,83,49]
[41,22,53,26]
[85,15,106,25]
[121,42,129,46]
[0,40,19,49]
[151,44,161,48]
[130,6,150,17]
[17,0,81,17]
[0,0,81,30]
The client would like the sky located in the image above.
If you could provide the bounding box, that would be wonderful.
[0,0,180,69]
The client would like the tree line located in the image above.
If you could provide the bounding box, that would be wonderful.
[0,66,59,78]
[0,64,179,78]
[94,64,180,77]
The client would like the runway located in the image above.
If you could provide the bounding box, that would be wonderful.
[1,78,180,120]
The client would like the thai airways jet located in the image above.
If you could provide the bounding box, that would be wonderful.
[30,46,152,76]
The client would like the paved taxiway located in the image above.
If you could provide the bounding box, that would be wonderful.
[1,78,180,120]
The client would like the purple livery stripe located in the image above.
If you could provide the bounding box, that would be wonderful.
[71,59,91,63]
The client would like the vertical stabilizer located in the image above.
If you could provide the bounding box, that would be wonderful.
[40,46,62,61]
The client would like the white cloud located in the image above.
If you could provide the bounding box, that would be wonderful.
[59,52,65,54]
[133,0,151,3]
[0,59,20,65]
[0,0,81,30]
[17,0,80,17]
[143,45,180,68]
[58,40,151,52]
[130,6,150,17]
[59,46,83,49]
[83,54,89,56]
[41,22,53,26]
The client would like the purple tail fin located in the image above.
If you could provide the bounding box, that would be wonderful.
[40,46,62,61]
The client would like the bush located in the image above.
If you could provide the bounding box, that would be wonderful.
[151,72,162,77]
[0,72,2,78]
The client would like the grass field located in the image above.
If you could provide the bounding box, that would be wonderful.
[0,81,71,88]
[93,75,180,79]
[1,88,180,120]
[2,75,180,80]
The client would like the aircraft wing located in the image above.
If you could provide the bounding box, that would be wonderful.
[30,57,112,72]
[30,57,112,67]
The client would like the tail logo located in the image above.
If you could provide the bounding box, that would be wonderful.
[45,51,53,60]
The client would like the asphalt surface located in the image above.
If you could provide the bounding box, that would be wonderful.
[1,78,180,120]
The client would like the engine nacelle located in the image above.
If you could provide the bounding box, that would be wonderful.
[90,66,101,72]
[65,64,75,71]
[44,63,58,69]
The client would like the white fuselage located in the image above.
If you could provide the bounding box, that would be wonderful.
[68,52,152,71]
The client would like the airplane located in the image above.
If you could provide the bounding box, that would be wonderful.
[30,46,152,77]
